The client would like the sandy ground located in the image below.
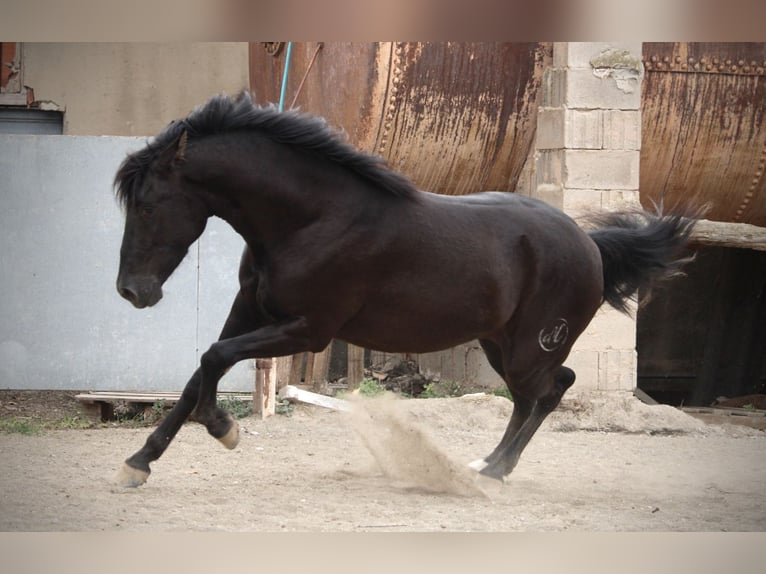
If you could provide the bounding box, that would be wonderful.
[1,391,765,532]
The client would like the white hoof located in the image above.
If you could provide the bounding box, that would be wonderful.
[468,458,489,472]
[115,463,150,488]
[218,420,240,450]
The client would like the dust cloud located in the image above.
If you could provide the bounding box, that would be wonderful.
[346,394,487,497]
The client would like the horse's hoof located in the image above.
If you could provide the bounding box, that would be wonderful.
[478,463,509,483]
[115,463,150,488]
[218,420,240,450]
[468,458,489,472]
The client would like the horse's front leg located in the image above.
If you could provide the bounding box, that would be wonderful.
[115,292,262,488]
[192,316,318,446]
[116,368,203,487]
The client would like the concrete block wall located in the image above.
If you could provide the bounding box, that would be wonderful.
[534,42,644,392]
[416,342,499,389]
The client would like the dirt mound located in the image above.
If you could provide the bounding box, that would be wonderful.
[548,391,708,434]
[350,391,711,436]
[549,390,763,437]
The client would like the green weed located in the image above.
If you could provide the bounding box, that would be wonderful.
[47,415,92,430]
[217,396,253,419]
[418,380,512,401]
[276,399,295,416]
[419,380,466,398]
[358,377,386,397]
[491,388,514,401]
[0,417,43,435]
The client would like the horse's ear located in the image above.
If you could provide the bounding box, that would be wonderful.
[175,130,188,163]
[157,130,188,173]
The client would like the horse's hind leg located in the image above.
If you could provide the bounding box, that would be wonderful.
[468,339,535,472]
[469,394,535,473]
[116,292,259,487]
[479,366,576,481]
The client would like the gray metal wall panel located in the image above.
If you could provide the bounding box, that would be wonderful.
[0,135,252,391]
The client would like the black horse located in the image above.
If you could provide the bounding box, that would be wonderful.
[113,92,695,487]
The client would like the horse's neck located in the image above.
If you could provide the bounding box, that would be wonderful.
[191,153,321,247]
[189,136,389,247]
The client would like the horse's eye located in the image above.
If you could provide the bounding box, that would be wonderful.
[139,205,154,217]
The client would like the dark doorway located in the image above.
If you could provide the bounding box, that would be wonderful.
[637,246,766,406]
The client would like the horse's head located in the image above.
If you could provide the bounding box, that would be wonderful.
[115,131,210,309]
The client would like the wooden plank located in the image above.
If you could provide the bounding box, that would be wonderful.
[690,219,766,251]
[288,352,306,386]
[75,393,182,404]
[78,401,104,423]
[75,391,253,423]
[681,406,766,418]
[347,344,364,390]
[310,346,331,391]
[74,391,252,404]
[303,353,316,390]
[254,358,276,419]
[681,406,766,430]
[275,356,292,390]
[633,387,659,405]
[278,385,352,412]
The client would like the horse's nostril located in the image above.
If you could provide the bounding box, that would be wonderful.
[118,285,139,305]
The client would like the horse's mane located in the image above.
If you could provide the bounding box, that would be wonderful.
[114,91,417,208]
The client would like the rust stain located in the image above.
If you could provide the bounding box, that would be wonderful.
[641,43,766,226]
[250,42,551,197]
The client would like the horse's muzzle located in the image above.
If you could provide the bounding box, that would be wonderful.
[116,276,163,309]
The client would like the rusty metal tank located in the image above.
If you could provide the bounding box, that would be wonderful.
[249,42,551,196]
[641,42,766,226]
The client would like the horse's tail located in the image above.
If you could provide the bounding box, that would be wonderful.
[587,210,697,314]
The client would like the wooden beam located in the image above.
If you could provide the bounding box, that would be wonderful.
[303,352,316,388]
[310,347,331,391]
[254,359,276,419]
[347,344,364,390]
[690,219,766,251]
[288,352,306,386]
[275,356,292,390]
[278,385,352,412]
[633,387,658,406]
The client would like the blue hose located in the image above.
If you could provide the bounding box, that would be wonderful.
[278,42,293,112]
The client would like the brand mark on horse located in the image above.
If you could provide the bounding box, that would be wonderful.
[538,318,569,352]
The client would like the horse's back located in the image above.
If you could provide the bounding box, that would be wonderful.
[335,191,603,353]
[419,191,600,274]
